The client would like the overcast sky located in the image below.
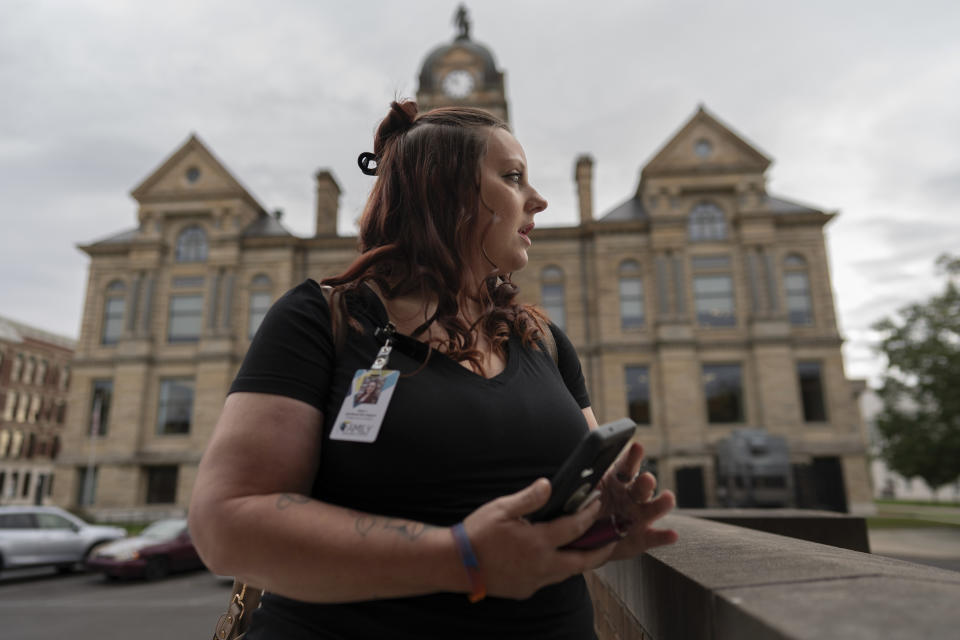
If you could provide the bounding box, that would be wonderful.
[2,0,958,383]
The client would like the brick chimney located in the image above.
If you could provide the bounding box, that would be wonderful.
[575,155,594,225]
[314,169,341,236]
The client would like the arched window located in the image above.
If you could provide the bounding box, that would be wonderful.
[783,254,813,325]
[35,360,47,386]
[176,225,208,262]
[688,202,727,242]
[619,260,645,329]
[102,280,126,345]
[540,266,566,330]
[248,274,273,338]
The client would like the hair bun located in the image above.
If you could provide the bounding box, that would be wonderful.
[373,100,419,154]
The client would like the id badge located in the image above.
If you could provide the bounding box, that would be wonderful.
[329,369,400,443]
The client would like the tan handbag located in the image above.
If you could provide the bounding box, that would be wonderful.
[211,579,262,640]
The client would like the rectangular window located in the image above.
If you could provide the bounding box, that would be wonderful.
[624,366,651,425]
[168,294,204,342]
[90,380,113,436]
[76,466,98,507]
[16,392,29,422]
[102,297,125,344]
[541,283,566,331]
[248,292,272,338]
[28,394,41,424]
[797,361,828,422]
[785,272,813,325]
[145,465,178,504]
[619,278,645,329]
[2,390,15,421]
[693,275,736,327]
[157,378,194,435]
[703,364,744,423]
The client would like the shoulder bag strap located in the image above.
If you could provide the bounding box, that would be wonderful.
[539,320,559,367]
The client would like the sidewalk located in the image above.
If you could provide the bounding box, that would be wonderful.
[869,527,960,558]
[869,527,960,572]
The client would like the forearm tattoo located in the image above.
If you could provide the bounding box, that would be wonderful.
[273,498,433,541]
[350,511,434,541]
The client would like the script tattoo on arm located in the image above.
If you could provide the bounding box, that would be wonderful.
[383,519,431,541]
[276,493,311,510]
[349,512,435,541]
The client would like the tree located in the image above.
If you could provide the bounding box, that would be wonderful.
[872,254,960,494]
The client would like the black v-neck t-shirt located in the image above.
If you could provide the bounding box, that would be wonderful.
[230,280,596,639]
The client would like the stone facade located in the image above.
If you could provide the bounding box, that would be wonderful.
[53,17,872,519]
[0,315,75,505]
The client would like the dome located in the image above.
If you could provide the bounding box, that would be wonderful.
[418,36,502,93]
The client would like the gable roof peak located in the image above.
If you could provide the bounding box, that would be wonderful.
[640,104,772,183]
[129,133,266,213]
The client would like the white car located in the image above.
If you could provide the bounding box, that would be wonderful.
[0,505,127,574]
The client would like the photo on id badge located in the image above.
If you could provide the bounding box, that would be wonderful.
[330,369,400,443]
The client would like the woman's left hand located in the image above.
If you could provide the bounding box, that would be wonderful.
[595,442,678,560]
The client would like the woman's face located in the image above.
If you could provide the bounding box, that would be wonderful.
[472,128,547,275]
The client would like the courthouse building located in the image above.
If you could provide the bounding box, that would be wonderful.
[53,16,872,518]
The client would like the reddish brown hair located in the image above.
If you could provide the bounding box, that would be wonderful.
[323,101,547,372]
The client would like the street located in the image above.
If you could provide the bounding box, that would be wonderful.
[0,567,231,640]
[1,530,956,640]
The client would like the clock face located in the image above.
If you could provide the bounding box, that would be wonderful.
[441,69,475,99]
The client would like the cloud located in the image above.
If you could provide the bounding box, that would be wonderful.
[1,0,960,366]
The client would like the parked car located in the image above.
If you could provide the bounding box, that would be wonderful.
[0,505,127,574]
[85,518,204,580]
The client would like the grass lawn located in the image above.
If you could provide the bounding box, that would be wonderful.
[867,517,960,530]
[874,498,960,508]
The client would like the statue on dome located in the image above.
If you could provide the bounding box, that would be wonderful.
[454,4,471,40]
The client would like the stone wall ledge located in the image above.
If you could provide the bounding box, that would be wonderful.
[590,514,960,640]
[678,508,870,552]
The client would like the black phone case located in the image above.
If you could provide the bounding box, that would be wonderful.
[528,417,637,522]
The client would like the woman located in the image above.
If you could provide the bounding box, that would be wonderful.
[189,101,677,639]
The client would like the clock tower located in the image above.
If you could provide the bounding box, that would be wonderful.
[416,5,509,123]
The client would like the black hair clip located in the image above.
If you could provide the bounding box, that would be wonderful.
[358,152,378,176]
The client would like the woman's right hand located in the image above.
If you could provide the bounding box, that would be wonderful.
[461,478,616,600]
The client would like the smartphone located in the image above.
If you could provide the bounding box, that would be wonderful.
[527,417,637,523]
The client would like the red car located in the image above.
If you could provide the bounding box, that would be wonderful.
[85,518,204,580]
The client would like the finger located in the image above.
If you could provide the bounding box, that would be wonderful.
[637,491,675,523]
[540,497,603,547]
[628,472,657,503]
[613,442,644,482]
[553,534,619,574]
[499,478,552,518]
[642,527,679,548]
